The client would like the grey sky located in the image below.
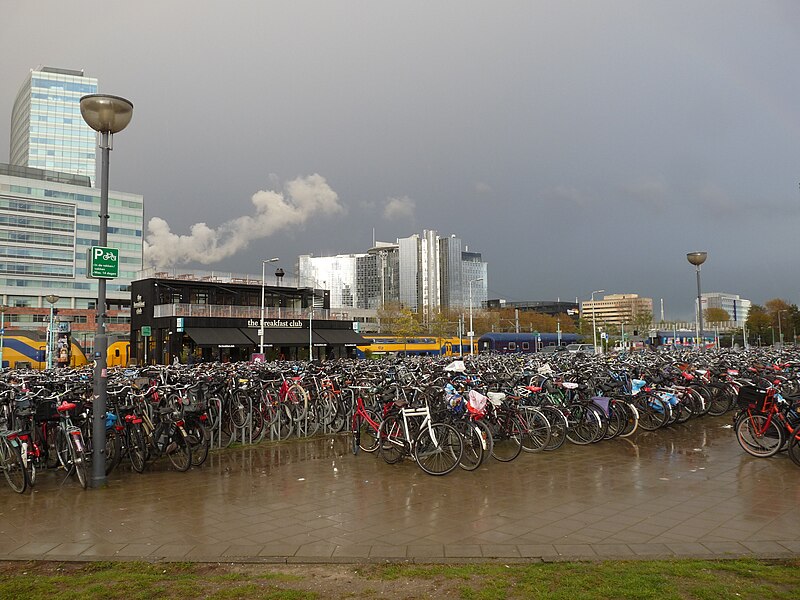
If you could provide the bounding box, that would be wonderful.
[2,1,799,320]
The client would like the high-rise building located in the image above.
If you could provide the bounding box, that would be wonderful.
[10,67,99,184]
[299,230,488,317]
[0,67,143,362]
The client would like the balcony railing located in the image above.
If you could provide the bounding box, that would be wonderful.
[151,304,343,320]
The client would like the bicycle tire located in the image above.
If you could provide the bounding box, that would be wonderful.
[128,426,147,473]
[788,434,800,467]
[187,422,210,467]
[602,401,626,439]
[634,394,669,431]
[537,405,568,450]
[69,434,88,490]
[105,427,123,475]
[351,413,361,455]
[565,404,601,445]
[285,384,309,421]
[521,407,551,453]
[490,412,523,462]
[414,422,463,476]
[452,419,484,471]
[378,414,406,464]
[735,413,784,458]
[617,401,639,438]
[473,418,494,460]
[166,427,192,472]
[1,438,27,494]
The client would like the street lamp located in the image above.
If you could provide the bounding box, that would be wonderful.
[468,277,484,356]
[259,258,280,356]
[777,309,787,347]
[0,305,6,370]
[45,295,60,369]
[686,252,707,349]
[590,289,604,355]
[80,93,133,489]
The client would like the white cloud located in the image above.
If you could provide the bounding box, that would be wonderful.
[383,196,416,221]
[143,174,344,268]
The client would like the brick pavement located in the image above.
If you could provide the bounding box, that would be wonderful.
[1,416,799,563]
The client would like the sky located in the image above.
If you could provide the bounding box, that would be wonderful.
[2,1,799,320]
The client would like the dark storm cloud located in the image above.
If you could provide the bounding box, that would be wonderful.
[1,1,799,318]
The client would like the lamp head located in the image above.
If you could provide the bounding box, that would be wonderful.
[45,294,60,305]
[686,251,707,267]
[80,94,134,134]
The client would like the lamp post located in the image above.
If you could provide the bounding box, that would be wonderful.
[590,289,604,355]
[0,305,6,370]
[468,277,484,356]
[80,93,133,489]
[777,309,787,347]
[686,252,707,349]
[45,295,60,369]
[259,258,280,356]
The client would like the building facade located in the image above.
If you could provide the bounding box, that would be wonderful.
[10,67,99,185]
[701,293,751,326]
[299,230,488,319]
[580,293,653,327]
[130,270,365,364]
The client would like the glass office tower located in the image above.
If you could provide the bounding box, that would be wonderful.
[10,67,98,185]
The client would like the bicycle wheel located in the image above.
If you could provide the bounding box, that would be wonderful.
[69,434,88,490]
[0,437,27,494]
[735,413,784,458]
[565,404,601,445]
[707,384,733,417]
[521,407,551,453]
[105,427,122,475]
[617,401,639,438]
[358,409,380,453]
[378,414,406,464]
[285,384,309,421]
[538,405,568,450]
[351,413,361,455]
[473,418,494,459]
[452,419,484,471]
[166,427,192,472]
[414,422,463,476]
[187,422,210,467]
[490,413,523,462]
[128,426,147,473]
[634,394,669,431]
[788,434,800,467]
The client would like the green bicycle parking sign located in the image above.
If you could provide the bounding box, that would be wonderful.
[87,246,119,279]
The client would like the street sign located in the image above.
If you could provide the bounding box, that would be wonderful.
[141,326,151,337]
[87,246,119,279]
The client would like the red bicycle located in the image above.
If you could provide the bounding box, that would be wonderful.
[350,386,383,454]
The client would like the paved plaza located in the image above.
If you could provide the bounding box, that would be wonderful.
[1,415,799,563]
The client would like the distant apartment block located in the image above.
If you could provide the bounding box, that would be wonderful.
[580,293,653,326]
[701,293,751,326]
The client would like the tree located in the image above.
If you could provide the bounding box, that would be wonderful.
[631,310,653,336]
[745,304,772,345]
[393,307,423,354]
[704,307,730,323]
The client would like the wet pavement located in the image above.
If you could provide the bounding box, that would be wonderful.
[2,415,799,563]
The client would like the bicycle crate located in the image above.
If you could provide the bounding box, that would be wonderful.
[736,386,772,413]
[34,398,85,422]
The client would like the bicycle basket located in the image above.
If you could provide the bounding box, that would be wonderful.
[736,386,771,413]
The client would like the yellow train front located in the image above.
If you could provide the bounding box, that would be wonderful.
[356,335,474,358]
[0,331,130,369]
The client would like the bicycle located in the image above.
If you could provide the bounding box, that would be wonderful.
[53,396,90,489]
[0,397,27,493]
[378,400,463,476]
[350,386,382,454]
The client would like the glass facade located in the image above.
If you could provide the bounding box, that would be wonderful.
[10,67,99,185]
[0,168,143,307]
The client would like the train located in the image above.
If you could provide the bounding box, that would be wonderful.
[477,332,582,354]
[356,335,474,358]
[0,331,130,369]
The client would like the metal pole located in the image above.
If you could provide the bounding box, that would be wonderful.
[260,261,266,355]
[91,132,111,488]
[469,280,474,356]
[47,303,55,369]
[695,265,703,349]
[0,308,5,369]
[591,292,598,354]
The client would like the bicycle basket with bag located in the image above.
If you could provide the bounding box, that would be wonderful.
[736,386,772,413]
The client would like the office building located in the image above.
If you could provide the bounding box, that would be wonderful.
[10,67,99,184]
[580,293,653,327]
[701,293,751,326]
[299,230,488,318]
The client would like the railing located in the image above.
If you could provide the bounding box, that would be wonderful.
[152,303,334,320]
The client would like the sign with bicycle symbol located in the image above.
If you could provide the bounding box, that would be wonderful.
[87,245,120,279]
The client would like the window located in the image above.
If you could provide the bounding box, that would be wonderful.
[508,341,517,351]
[522,341,530,350]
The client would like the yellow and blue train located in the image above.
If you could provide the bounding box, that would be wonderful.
[0,331,130,369]
[356,335,474,358]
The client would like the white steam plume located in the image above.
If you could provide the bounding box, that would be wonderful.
[143,174,344,268]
